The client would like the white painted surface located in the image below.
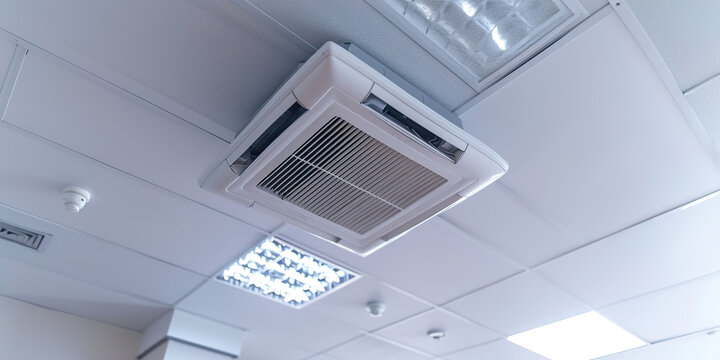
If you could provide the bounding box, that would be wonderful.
[445,272,590,335]
[374,309,499,356]
[444,339,546,360]
[459,12,720,244]
[326,335,431,360]
[538,192,720,307]
[0,295,141,360]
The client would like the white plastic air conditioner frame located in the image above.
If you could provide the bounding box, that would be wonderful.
[200,42,508,255]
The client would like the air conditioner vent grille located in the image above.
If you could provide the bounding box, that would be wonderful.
[257,117,447,234]
[0,222,45,250]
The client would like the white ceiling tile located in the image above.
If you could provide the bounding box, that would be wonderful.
[306,276,431,332]
[0,123,265,275]
[0,37,16,84]
[375,309,499,356]
[441,182,577,267]
[600,271,720,342]
[0,257,168,330]
[626,0,720,90]
[305,355,341,360]
[0,204,205,304]
[577,0,608,14]
[459,12,720,244]
[326,336,431,360]
[538,192,720,307]
[445,272,590,335]
[247,0,476,110]
[339,218,520,305]
[177,281,363,352]
[686,74,720,155]
[601,331,720,360]
[239,332,314,360]
[4,52,284,233]
[444,339,546,360]
[0,0,310,134]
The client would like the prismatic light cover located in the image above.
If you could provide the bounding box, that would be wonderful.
[218,237,357,307]
[380,0,577,87]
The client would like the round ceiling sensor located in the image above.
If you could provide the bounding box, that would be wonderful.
[427,329,445,340]
[366,301,386,317]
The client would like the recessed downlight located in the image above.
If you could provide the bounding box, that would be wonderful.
[218,237,357,307]
[507,311,647,360]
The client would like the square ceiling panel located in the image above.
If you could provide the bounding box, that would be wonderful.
[601,331,720,360]
[305,276,431,332]
[440,182,577,267]
[625,0,720,91]
[177,281,362,353]
[0,256,167,330]
[686,75,720,155]
[323,218,520,305]
[326,335,431,360]
[445,272,590,335]
[537,191,720,307]
[374,309,499,356]
[459,11,720,244]
[0,37,16,85]
[600,271,720,342]
[444,339,546,360]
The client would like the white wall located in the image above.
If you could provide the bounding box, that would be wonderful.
[0,295,141,360]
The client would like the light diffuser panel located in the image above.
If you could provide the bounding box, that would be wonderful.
[507,311,647,360]
[218,237,357,307]
[378,0,580,89]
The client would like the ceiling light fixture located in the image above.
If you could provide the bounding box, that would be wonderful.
[507,311,647,360]
[370,0,587,91]
[217,237,357,307]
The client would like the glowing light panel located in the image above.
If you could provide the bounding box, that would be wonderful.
[218,237,357,307]
[507,311,647,360]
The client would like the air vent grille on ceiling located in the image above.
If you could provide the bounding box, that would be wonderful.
[257,117,447,234]
[0,221,45,250]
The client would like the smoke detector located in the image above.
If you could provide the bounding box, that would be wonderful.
[63,186,91,213]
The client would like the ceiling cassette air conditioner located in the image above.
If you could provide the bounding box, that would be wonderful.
[200,42,507,255]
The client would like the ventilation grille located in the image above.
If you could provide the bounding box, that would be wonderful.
[0,222,45,250]
[257,117,447,234]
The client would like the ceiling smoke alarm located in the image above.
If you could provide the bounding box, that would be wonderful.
[366,301,386,317]
[62,186,91,213]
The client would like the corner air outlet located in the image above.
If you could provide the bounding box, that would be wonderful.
[362,94,464,162]
[0,221,46,250]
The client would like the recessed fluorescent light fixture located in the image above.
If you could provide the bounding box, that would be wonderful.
[217,237,357,307]
[507,311,647,360]
[368,0,587,91]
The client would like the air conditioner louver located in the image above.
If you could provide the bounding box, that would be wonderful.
[200,42,508,255]
[257,116,447,234]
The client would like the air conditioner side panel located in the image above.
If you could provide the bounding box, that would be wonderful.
[293,56,374,109]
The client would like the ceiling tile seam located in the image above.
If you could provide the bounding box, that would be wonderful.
[236,0,317,54]
[169,224,290,308]
[453,6,615,115]
[436,338,509,358]
[683,71,720,95]
[636,325,720,347]
[0,41,25,122]
[534,186,720,272]
[597,268,720,319]
[434,216,531,271]
[0,26,235,143]
[611,0,720,168]
[0,294,149,333]
[495,182,575,239]
[0,257,173,308]
[0,202,207,282]
[0,203,207,307]
[0,122,276,258]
